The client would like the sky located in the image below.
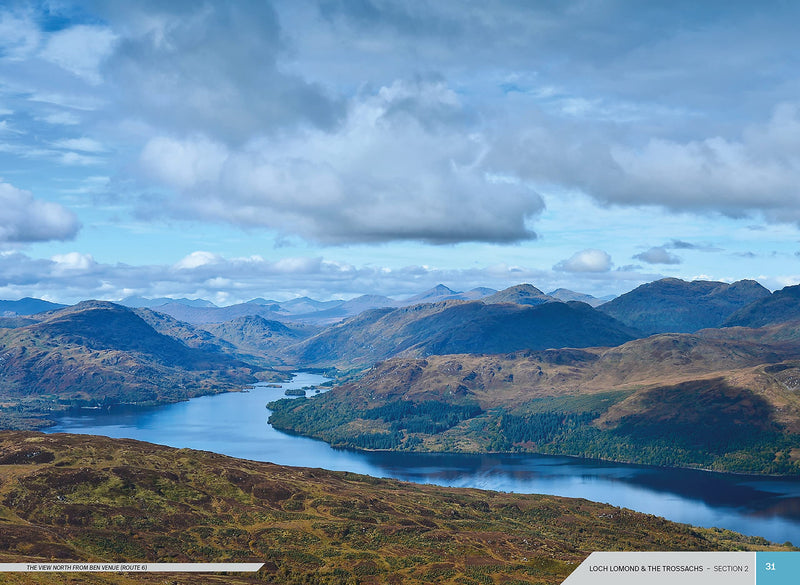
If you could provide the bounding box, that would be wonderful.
[1,0,800,305]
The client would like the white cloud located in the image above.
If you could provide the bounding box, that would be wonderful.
[138,78,544,244]
[174,251,222,270]
[554,249,613,273]
[39,25,117,84]
[0,182,80,242]
[51,252,96,271]
[499,103,800,226]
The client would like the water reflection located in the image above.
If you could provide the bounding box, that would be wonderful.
[46,373,800,545]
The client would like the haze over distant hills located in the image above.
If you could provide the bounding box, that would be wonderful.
[547,288,612,307]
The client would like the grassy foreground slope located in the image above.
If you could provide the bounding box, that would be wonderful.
[0,432,788,585]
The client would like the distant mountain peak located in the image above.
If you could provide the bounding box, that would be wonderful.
[403,284,461,304]
[547,288,608,307]
[483,284,554,306]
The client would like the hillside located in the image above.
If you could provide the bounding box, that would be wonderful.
[287,299,640,369]
[270,329,800,474]
[0,432,786,585]
[597,278,770,335]
[0,302,262,429]
[724,284,800,328]
[200,314,314,361]
[132,307,239,354]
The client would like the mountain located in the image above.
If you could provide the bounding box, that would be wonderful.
[402,284,460,304]
[200,315,312,360]
[278,296,344,314]
[460,286,497,300]
[597,278,771,335]
[483,283,555,306]
[150,301,285,324]
[724,284,800,328]
[119,296,217,308]
[132,307,238,353]
[287,294,398,325]
[245,297,281,306]
[270,327,800,474]
[547,288,610,307]
[288,299,640,369]
[0,432,774,585]
[0,301,259,428]
[0,297,67,315]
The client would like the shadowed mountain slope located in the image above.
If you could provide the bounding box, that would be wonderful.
[724,284,800,328]
[287,299,640,369]
[598,278,770,335]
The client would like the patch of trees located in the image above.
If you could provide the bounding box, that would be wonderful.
[362,400,483,434]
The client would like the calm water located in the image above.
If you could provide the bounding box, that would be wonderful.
[46,372,800,545]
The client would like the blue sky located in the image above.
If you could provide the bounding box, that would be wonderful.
[1,0,800,304]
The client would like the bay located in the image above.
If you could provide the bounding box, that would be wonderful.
[46,372,800,545]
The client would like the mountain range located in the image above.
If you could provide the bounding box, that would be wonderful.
[4,276,800,475]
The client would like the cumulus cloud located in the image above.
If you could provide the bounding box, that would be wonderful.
[553,249,613,273]
[0,182,80,242]
[51,252,96,272]
[499,103,800,226]
[99,0,343,144]
[633,246,681,265]
[138,78,544,244]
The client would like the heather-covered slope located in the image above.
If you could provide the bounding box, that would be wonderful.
[0,302,261,429]
[0,432,786,585]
